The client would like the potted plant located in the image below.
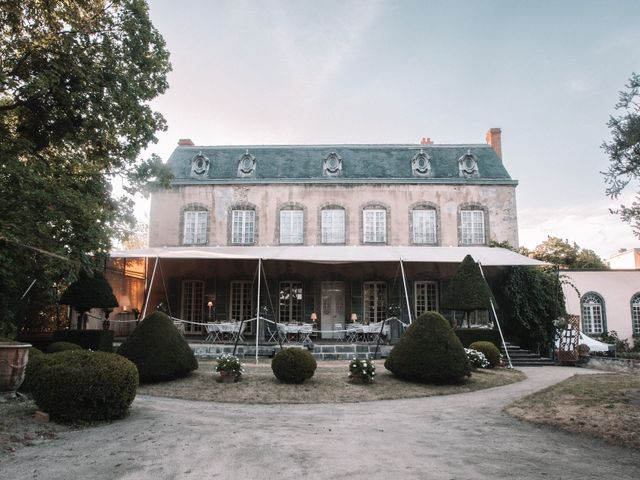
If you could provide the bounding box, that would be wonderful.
[0,340,32,392]
[348,357,376,384]
[215,354,243,383]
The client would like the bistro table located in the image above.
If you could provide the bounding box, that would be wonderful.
[205,322,245,343]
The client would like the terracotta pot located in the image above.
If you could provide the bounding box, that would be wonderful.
[349,374,364,384]
[0,342,31,392]
[220,372,236,384]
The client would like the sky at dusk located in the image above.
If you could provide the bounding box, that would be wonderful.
[139,0,640,259]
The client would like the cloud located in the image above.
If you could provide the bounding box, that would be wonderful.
[269,0,384,105]
[519,195,639,259]
[565,78,592,93]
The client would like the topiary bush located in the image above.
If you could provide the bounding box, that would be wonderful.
[469,341,501,368]
[454,328,501,348]
[30,350,138,422]
[384,311,471,384]
[117,311,198,383]
[53,329,114,352]
[271,347,317,384]
[46,341,83,353]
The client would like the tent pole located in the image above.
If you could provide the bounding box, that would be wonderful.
[477,261,513,369]
[141,256,159,319]
[255,258,262,364]
[260,261,283,350]
[399,259,413,324]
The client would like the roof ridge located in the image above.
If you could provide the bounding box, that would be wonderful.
[176,143,492,149]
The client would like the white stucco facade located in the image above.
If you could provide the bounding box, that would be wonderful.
[562,270,640,346]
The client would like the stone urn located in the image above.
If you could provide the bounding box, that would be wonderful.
[0,342,32,393]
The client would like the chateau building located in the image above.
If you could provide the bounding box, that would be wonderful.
[110,128,539,340]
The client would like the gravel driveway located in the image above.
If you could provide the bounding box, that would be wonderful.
[1,366,638,479]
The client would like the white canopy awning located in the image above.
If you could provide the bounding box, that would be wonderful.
[110,245,546,267]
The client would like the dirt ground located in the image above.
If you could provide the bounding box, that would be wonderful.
[0,393,72,456]
[1,367,638,480]
[1,361,522,455]
[505,373,640,449]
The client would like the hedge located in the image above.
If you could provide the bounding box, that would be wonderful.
[53,329,114,352]
[454,328,501,348]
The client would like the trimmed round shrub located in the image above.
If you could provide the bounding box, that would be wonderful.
[30,350,138,422]
[271,347,317,384]
[384,311,471,384]
[117,311,198,383]
[469,341,501,368]
[46,341,83,353]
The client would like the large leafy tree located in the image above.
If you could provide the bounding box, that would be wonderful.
[530,236,607,270]
[603,73,640,234]
[0,0,172,336]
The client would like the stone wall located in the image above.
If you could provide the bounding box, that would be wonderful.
[585,356,640,374]
[149,183,519,248]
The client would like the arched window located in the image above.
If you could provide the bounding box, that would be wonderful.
[320,205,346,244]
[228,203,257,245]
[410,202,439,245]
[581,292,606,335]
[278,203,305,245]
[631,293,640,336]
[181,204,209,245]
[458,203,488,246]
[361,202,389,244]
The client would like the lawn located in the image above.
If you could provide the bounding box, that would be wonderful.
[505,373,640,449]
[137,359,525,403]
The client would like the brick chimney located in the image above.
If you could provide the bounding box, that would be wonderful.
[420,137,434,145]
[178,138,194,146]
[486,128,502,159]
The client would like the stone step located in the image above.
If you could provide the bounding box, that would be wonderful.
[189,343,390,361]
[501,342,557,367]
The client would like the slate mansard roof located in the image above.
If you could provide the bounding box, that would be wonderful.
[166,143,517,186]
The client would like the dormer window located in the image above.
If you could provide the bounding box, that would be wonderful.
[237,150,256,177]
[323,152,342,177]
[411,149,431,177]
[458,150,479,177]
[190,151,210,178]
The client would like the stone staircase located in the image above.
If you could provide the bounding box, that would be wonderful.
[501,342,556,367]
[190,342,390,361]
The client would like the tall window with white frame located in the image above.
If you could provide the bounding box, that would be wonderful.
[183,210,208,245]
[631,293,640,335]
[280,210,303,244]
[363,209,386,243]
[414,281,438,317]
[581,293,605,334]
[181,280,204,333]
[232,209,255,245]
[363,281,387,323]
[460,209,485,245]
[279,281,303,323]
[230,281,253,333]
[412,209,437,244]
[321,208,345,244]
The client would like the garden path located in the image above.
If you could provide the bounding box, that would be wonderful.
[1,366,638,479]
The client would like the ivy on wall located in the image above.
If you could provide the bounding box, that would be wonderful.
[497,266,566,353]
